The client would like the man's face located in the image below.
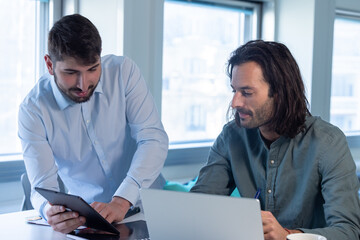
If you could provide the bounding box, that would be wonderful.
[45,55,101,103]
[230,61,274,130]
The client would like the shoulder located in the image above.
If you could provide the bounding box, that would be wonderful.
[304,116,346,145]
[101,54,124,65]
[217,120,259,144]
[101,55,136,69]
[100,55,140,85]
[211,120,262,159]
[222,120,238,133]
[20,74,54,112]
[221,120,241,140]
[299,116,352,170]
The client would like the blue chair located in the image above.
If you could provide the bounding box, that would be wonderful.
[20,172,65,211]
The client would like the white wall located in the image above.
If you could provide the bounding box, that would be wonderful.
[275,0,315,105]
[78,0,124,56]
[78,0,164,113]
[122,0,164,113]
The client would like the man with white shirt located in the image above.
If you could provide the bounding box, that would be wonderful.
[18,14,168,233]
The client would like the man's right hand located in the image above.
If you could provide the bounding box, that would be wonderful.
[46,205,86,234]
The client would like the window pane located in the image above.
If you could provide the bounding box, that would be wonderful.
[0,1,38,156]
[331,16,360,135]
[162,0,256,145]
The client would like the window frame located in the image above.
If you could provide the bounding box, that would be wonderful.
[0,0,52,183]
[167,0,262,39]
[332,9,360,150]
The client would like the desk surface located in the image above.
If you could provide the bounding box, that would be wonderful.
[0,210,149,240]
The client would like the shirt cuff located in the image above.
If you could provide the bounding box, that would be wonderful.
[39,201,50,221]
[113,176,140,206]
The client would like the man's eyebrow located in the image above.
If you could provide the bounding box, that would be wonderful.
[63,63,100,72]
[230,84,253,90]
[63,68,77,72]
[88,63,100,70]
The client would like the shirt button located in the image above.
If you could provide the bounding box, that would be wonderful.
[268,189,272,194]
[86,120,90,124]
[94,141,97,145]
[270,160,275,164]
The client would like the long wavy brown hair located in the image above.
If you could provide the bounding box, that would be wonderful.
[227,40,311,138]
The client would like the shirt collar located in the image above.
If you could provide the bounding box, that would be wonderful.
[50,75,104,110]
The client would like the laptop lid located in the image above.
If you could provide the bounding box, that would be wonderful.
[140,189,264,240]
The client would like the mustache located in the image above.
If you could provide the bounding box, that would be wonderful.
[69,85,94,92]
[235,108,253,116]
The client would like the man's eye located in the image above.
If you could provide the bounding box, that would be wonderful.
[242,91,253,96]
[65,71,76,75]
[89,68,97,72]
[231,89,236,93]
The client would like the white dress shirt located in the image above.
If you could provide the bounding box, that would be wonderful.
[18,55,168,216]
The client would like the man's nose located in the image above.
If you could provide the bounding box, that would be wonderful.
[77,74,89,91]
[231,92,245,109]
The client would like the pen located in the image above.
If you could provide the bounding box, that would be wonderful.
[254,188,261,199]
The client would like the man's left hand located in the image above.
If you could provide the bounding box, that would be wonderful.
[91,197,131,223]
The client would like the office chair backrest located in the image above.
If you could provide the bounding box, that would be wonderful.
[20,172,65,211]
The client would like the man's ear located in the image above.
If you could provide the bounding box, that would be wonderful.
[44,54,54,75]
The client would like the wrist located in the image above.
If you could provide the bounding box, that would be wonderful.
[112,196,131,209]
[284,228,303,234]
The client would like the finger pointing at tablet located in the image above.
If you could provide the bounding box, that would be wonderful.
[91,196,131,223]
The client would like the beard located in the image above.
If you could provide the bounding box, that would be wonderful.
[234,98,274,129]
[54,74,99,103]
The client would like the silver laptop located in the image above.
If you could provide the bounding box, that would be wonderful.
[140,189,264,240]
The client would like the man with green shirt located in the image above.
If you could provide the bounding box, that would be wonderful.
[191,40,360,240]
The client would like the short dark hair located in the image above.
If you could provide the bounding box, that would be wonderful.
[227,40,310,138]
[48,14,102,64]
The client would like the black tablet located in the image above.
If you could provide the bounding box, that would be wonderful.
[35,187,121,234]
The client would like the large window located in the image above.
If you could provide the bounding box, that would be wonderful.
[0,0,47,160]
[331,13,360,136]
[162,0,260,148]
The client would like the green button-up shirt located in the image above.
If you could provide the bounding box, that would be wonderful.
[191,116,360,240]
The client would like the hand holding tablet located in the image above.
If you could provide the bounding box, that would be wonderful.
[35,187,139,235]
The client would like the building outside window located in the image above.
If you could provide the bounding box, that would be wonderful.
[162,0,260,147]
[0,0,45,160]
[331,13,360,136]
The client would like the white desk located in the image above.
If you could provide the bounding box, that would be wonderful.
[0,210,147,240]
[0,210,67,240]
